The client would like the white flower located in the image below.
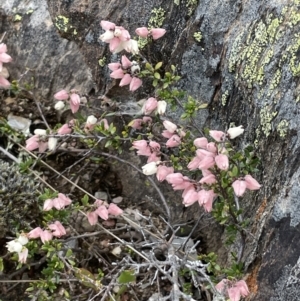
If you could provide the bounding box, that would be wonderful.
[100,30,114,42]
[130,61,140,74]
[54,100,65,110]
[6,234,28,253]
[7,240,23,253]
[34,129,47,135]
[163,120,177,133]
[122,39,139,54]
[142,162,159,175]
[86,115,98,125]
[48,137,58,151]
[157,101,167,115]
[227,125,244,139]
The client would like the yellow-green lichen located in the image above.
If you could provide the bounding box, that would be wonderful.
[148,7,165,29]
[260,105,277,137]
[221,90,229,106]
[268,69,281,98]
[193,31,202,42]
[287,33,300,76]
[186,0,198,16]
[277,119,289,138]
[137,37,148,49]
[98,57,106,67]
[14,14,22,21]
[55,15,78,36]
[26,9,34,15]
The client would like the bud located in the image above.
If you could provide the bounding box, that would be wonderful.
[86,115,98,125]
[34,129,47,135]
[142,161,159,175]
[157,100,167,115]
[48,137,58,151]
[54,100,65,110]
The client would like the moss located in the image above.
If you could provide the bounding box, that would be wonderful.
[193,31,202,42]
[277,119,289,138]
[148,7,166,29]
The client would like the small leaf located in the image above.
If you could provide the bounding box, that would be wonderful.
[155,62,163,70]
[118,270,136,284]
[153,79,158,87]
[198,103,208,109]
[163,82,169,89]
[154,72,161,79]
[171,65,176,72]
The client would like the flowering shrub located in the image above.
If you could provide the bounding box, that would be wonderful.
[0,20,260,301]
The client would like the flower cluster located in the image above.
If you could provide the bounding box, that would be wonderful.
[54,89,81,114]
[135,27,166,40]
[87,200,123,225]
[0,43,12,88]
[43,193,72,210]
[134,124,260,212]
[108,55,142,91]
[100,21,139,54]
[215,279,249,301]
[6,234,29,264]
[28,221,66,244]
[140,97,167,115]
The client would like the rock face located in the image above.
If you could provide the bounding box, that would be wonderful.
[1,0,300,300]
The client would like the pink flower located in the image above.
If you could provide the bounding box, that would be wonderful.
[110,68,125,79]
[70,93,80,113]
[18,247,28,264]
[43,199,54,211]
[234,280,249,297]
[244,175,261,190]
[119,74,132,86]
[215,154,229,170]
[149,141,161,152]
[215,279,227,293]
[48,221,66,237]
[130,119,143,129]
[129,77,142,91]
[142,97,158,115]
[199,174,216,184]
[99,119,109,130]
[198,156,215,170]
[108,62,121,71]
[108,203,123,216]
[227,287,241,301]
[166,173,192,190]
[40,230,53,244]
[0,43,8,53]
[122,39,139,54]
[52,193,72,210]
[147,152,161,163]
[188,157,201,170]
[135,27,149,38]
[54,89,69,100]
[197,149,215,157]
[0,52,12,64]
[194,137,208,149]
[156,165,174,182]
[163,120,177,133]
[150,28,166,40]
[87,211,98,225]
[232,180,247,197]
[143,116,152,124]
[57,123,72,134]
[25,135,39,151]
[132,140,151,156]
[121,55,131,68]
[100,20,116,31]
[162,130,173,138]
[0,76,10,88]
[209,130,226,142]
[95,205,109,220]
[206,142,217,153]
[182,187,199,207]
[28,227,43,239]
[166,135,181,147]
[198,189,215,208]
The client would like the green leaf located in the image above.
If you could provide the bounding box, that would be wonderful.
[105,140,112,148]
[0,258,3,272]
[154,72,161,79]
[198,103,208,109]
[171,65,176,72]
[231,166,239,177]
[118,270,136,284]
[152,79,158,87]
[163,82,169,89]
[145,63,154,71]
[155,62,163,70]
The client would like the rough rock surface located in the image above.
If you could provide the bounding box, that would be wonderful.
[1,0,300,300]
